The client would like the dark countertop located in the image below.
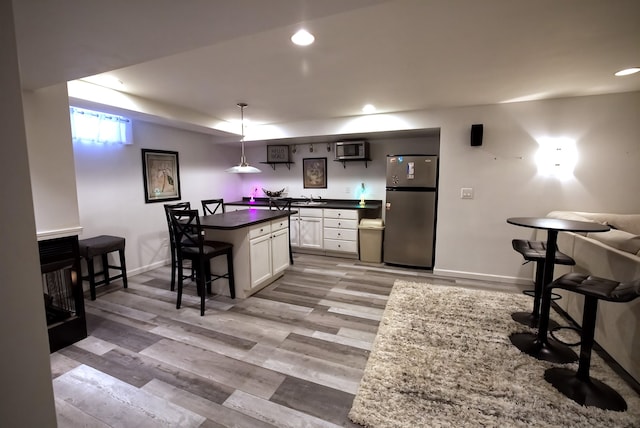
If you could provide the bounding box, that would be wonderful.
[200,209,294,230]
[225,197,383,211]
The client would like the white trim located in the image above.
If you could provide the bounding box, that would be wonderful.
[36,226,83,241]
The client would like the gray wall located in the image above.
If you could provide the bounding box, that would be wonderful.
[0,1,57,425]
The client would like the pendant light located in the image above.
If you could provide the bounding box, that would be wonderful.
[226,103,261,173]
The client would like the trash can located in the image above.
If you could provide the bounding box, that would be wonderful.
[359,218,384,263]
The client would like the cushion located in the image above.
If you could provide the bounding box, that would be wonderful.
[546,211,595,236]
[603,215,640,236]
[547,211,594,223]
[587,229,640,255]
[569,212,640,235]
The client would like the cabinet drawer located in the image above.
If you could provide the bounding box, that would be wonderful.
[323,209,358,220]
[323,228,357,241]
[324,239,358,253]
[249,223,271,239]
[271,218,289,232]
[299,208,323,218]
[323,218,358,229]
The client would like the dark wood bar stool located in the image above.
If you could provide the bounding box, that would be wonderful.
[78,235,128,300]
[544,272,640,411]
[164,202,192,291]
[511,239,575,328]
[170,209,235,316]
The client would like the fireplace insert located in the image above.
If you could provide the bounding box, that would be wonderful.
[39,236,87,352]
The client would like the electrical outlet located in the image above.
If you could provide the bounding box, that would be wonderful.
[345,187,351,194]
[461,187,473,199]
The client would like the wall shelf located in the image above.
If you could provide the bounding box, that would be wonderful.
[260,161,294,170]
[333,159,371,168]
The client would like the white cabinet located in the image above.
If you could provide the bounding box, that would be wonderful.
[290,215,300,248]
[249,224,272,288]
[271,226,290,275]
[249,219,290,290]
[323,209,360,257]
[291,208,323,250]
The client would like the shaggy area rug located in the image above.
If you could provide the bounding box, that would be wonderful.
[349,281,640,427]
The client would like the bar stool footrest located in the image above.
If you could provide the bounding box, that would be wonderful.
[549,325,582,347]
[522,289,562,301]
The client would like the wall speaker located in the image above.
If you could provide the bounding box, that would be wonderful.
[471,124,483,147]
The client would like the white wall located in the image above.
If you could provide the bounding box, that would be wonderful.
[243,92,640,284]
[71,91,640,287]
[238,135,440,202]
[23,83,81,239]
[0,1,57,425]
[73,120,242,275]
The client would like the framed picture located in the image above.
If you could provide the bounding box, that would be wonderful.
[141,149,181,203]
[267,145,290,162]
[303,157,327,189]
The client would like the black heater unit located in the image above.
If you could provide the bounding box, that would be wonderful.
[39,236,87,352]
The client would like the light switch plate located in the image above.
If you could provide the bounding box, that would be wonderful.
[461,187,473,199]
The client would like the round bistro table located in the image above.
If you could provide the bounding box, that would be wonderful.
[506,217,610,363]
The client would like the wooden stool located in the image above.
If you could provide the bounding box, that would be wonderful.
[78,235,128,300]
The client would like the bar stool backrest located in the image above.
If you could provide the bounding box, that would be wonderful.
[170,209,204,253]
[269,198,292,211]
[201,199,225,215]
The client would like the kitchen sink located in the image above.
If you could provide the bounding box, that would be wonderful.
[291,201,327,206]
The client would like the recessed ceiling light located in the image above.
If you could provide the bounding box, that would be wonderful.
[614,67,640,76]
[362,104,377,114]
[291,29,315,46]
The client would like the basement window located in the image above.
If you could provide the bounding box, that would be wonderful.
[69,106,132,145]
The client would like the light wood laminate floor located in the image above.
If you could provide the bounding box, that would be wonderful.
[50,254,551,427]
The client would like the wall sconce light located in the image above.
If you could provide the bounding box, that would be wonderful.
[535,137,577,179]
[309,143,314,153]
[327,143,331,152]
[292,145,297,154]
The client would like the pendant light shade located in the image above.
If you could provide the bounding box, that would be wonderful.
[226,103,261,173]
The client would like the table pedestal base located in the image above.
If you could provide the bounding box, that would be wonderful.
[545,367,627,411]
[511,311,560,329]
[509,332,577,363]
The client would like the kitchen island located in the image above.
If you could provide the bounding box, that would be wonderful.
[200,209,295,299]
[225,198,383,259]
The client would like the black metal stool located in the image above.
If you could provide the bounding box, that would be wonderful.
[511,239,575,328]
[544,272,640,411]
[78,235,128,300]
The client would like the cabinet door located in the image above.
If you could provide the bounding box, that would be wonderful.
[290,216,300,247]
[300,217,323,249]
[271,227,290,275]
[250,233,272,288]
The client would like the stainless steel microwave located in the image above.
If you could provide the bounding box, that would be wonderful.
[334,141,370,160]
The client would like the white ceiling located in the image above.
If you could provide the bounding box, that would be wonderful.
[13,0,640,132]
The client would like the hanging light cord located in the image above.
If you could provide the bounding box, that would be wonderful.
[238,102,248,165]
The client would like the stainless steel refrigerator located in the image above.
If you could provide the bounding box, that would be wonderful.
[384,155,438,268]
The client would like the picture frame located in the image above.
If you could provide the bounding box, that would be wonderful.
[303,157,327,189]
[267,145,290,163]
[141,149,181,203]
